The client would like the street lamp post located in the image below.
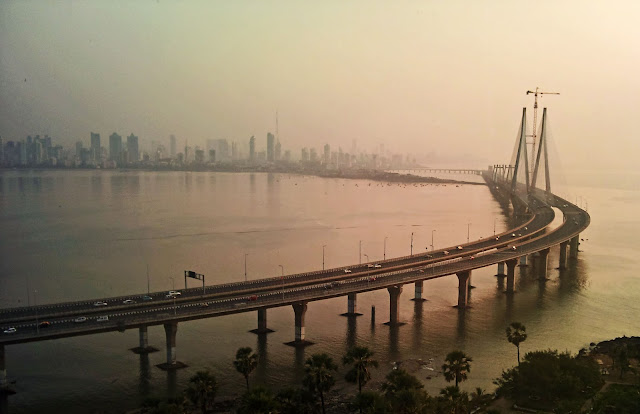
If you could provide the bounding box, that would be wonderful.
[279,265,285,300]
[364,253,369,263]
[384,236,388,261]
[467,223,471,243]
[244,253,249,282]
[146,264,150,295]
[493,218,496,235]
[359,240,362,264]
[410,232,414,256]
[322,245,326,270]
[431,230,435,251]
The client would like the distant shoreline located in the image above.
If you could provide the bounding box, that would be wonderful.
[0,166,487,186]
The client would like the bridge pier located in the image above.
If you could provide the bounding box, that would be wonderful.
[341,293,362,316]
[506,259,518,293]
[250,308,275,334]
[569,235,580,259]
[157,322,187,370]
[131,326,159,354]
[536,249,550,279]
[496,262,506,277]
[285,302,313,347]
[456,271,471,308]
[410,280,426,302]
[384,286,405,326]
[558,241,568,269]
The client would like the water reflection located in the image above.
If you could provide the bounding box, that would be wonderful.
[345,316,357,349]
[388,325,400,361]
[138,354,151,397]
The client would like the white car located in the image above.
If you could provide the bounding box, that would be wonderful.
[457,246,463,250]
[344,269,352,273]
[373,264,382,268]
[443,250,450,255]
[168,291,181,296]
[97,315,109,322]
[93,301,108,307]
[122,299,135,304]
[367,264,375,268]
[3,327,17,334]
[74,317,87,323]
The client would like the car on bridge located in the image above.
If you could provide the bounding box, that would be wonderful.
[93,301,108,307]
[443,251,450,255]
[97,316,109,322]
[3,327,17,334]
[344,269,352,273]
[122,299,136,304]
[39,321,51,328]
[248,295,258,301]
[142,295,153,301]
[74,317,87,323]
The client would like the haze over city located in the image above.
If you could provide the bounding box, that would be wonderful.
[1,1,639,173]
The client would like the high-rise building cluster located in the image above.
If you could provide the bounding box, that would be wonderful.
[1,128,415,170]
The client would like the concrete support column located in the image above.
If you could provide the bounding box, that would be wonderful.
[411,280,426,302]
[456,271,471,308]
[341,293,362,316]
[251,308,275,334]
[385,286,405,326]
[131,326,158,354]
[0,344,6,387]
[559,242,568,269]
[293,302,309,344]
[569,235,579,259]
[506,259,518,293]
[164,322,178,366]
[496,262,506,276]
[139,326,148,349]
[537,248,550,279]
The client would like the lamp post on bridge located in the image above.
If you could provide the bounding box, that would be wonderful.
[279,265,284,301]
[322,245,326,270]
[359,240,362,264]
[364,253,369,263]
[244,253,249,282]
[467,222,471,243]
[410,232,414,256]
[34,289,39,335]
[431,230,436,251]
[494,218,496,236]
[384,236,388,261]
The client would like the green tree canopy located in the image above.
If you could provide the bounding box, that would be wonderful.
[343,346,379,394]
[506,322,527,365]
[303,353,338,414]
[184,370,217,414]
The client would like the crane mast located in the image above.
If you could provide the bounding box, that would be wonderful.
[526,87,559,180]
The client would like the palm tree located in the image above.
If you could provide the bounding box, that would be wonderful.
[343,346,379,395]
[237,386,280,414]
[506,322,527,365]
[442,350,472,388]
[184,370,217,414]
[233,347,258,391]
[303,353,338,414]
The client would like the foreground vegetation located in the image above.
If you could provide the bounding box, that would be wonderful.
[137,326,640,413]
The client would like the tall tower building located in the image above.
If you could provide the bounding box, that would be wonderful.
[249,136,255,162]
[127,133,139,163]
[170,134,176,158]
[266,132,275,162]
[90,132,101,162]
[109,132,123,164]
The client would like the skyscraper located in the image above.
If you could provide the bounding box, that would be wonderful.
[267,132,274,162]
[109,132,123,164]
[127,133,139,163]
[249,136,255,162]
[90,132,101,162]
[170,134,176,158]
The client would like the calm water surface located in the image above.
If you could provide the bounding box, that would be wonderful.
[0,169,638,413]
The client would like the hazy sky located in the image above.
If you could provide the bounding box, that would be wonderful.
[1,1,639,171]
